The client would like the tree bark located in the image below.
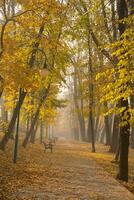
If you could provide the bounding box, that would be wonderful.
[22,86,50,148]
[100,128,105,144]
[109,114,120,152]
[104,114,111,146]
[117,0,130,182]
[86,14,95,152]
[87,117,91,142]
[103,102,111,146]
[73,126,80,140]
[30,121,38,144]
[130,95,134,148]
[95,116,99,135]
[26,116,30,132]
[0,90,26,150]
[130,127,134,148]
[73,65,86,141]
[94,116,100,142]
[79,114,86,141]
[101,0,112,42]
[40,121,44,144]
[110,0,117,41]
[22,104,41,147]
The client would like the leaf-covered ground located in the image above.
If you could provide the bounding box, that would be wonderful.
[86,143,134,195]
[0,140,134,200]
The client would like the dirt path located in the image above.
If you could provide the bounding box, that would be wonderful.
[1,141,134,200]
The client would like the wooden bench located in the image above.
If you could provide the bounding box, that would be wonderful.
[43,141,53,153]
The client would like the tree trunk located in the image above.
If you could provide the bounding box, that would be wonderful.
[104,115,111,146]
[101,0,112,42]
[0,91,26,150]
[115,140,120,162]
[78,71,86,141]
[22,86,50,147]
[94,116,99,140]
[26,116,30,132]
[130,95,134,148]
[1,99,8,122]
[128,0,134,15]
[95,116,101,142]
[88,111,95,152]
[30,121,38,144]
[73,117,80,140]
[79,115,86,141]
[118,120,129,181]
[40,121,44,144]
[117,0,130,182]
[109,114,120,152]
[110,0,117,41]
[103,102,111,146]
[13,88,22,164]
[73,65,86,141]
[22,104,41,147]
[0,76,4,98]
[87,116,91,142]
[86,16,95,152]
[73,127,79,140]
[130,127,134,148]
[100,127,105,144]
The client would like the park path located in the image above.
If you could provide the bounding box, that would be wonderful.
[3,141,134,200]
